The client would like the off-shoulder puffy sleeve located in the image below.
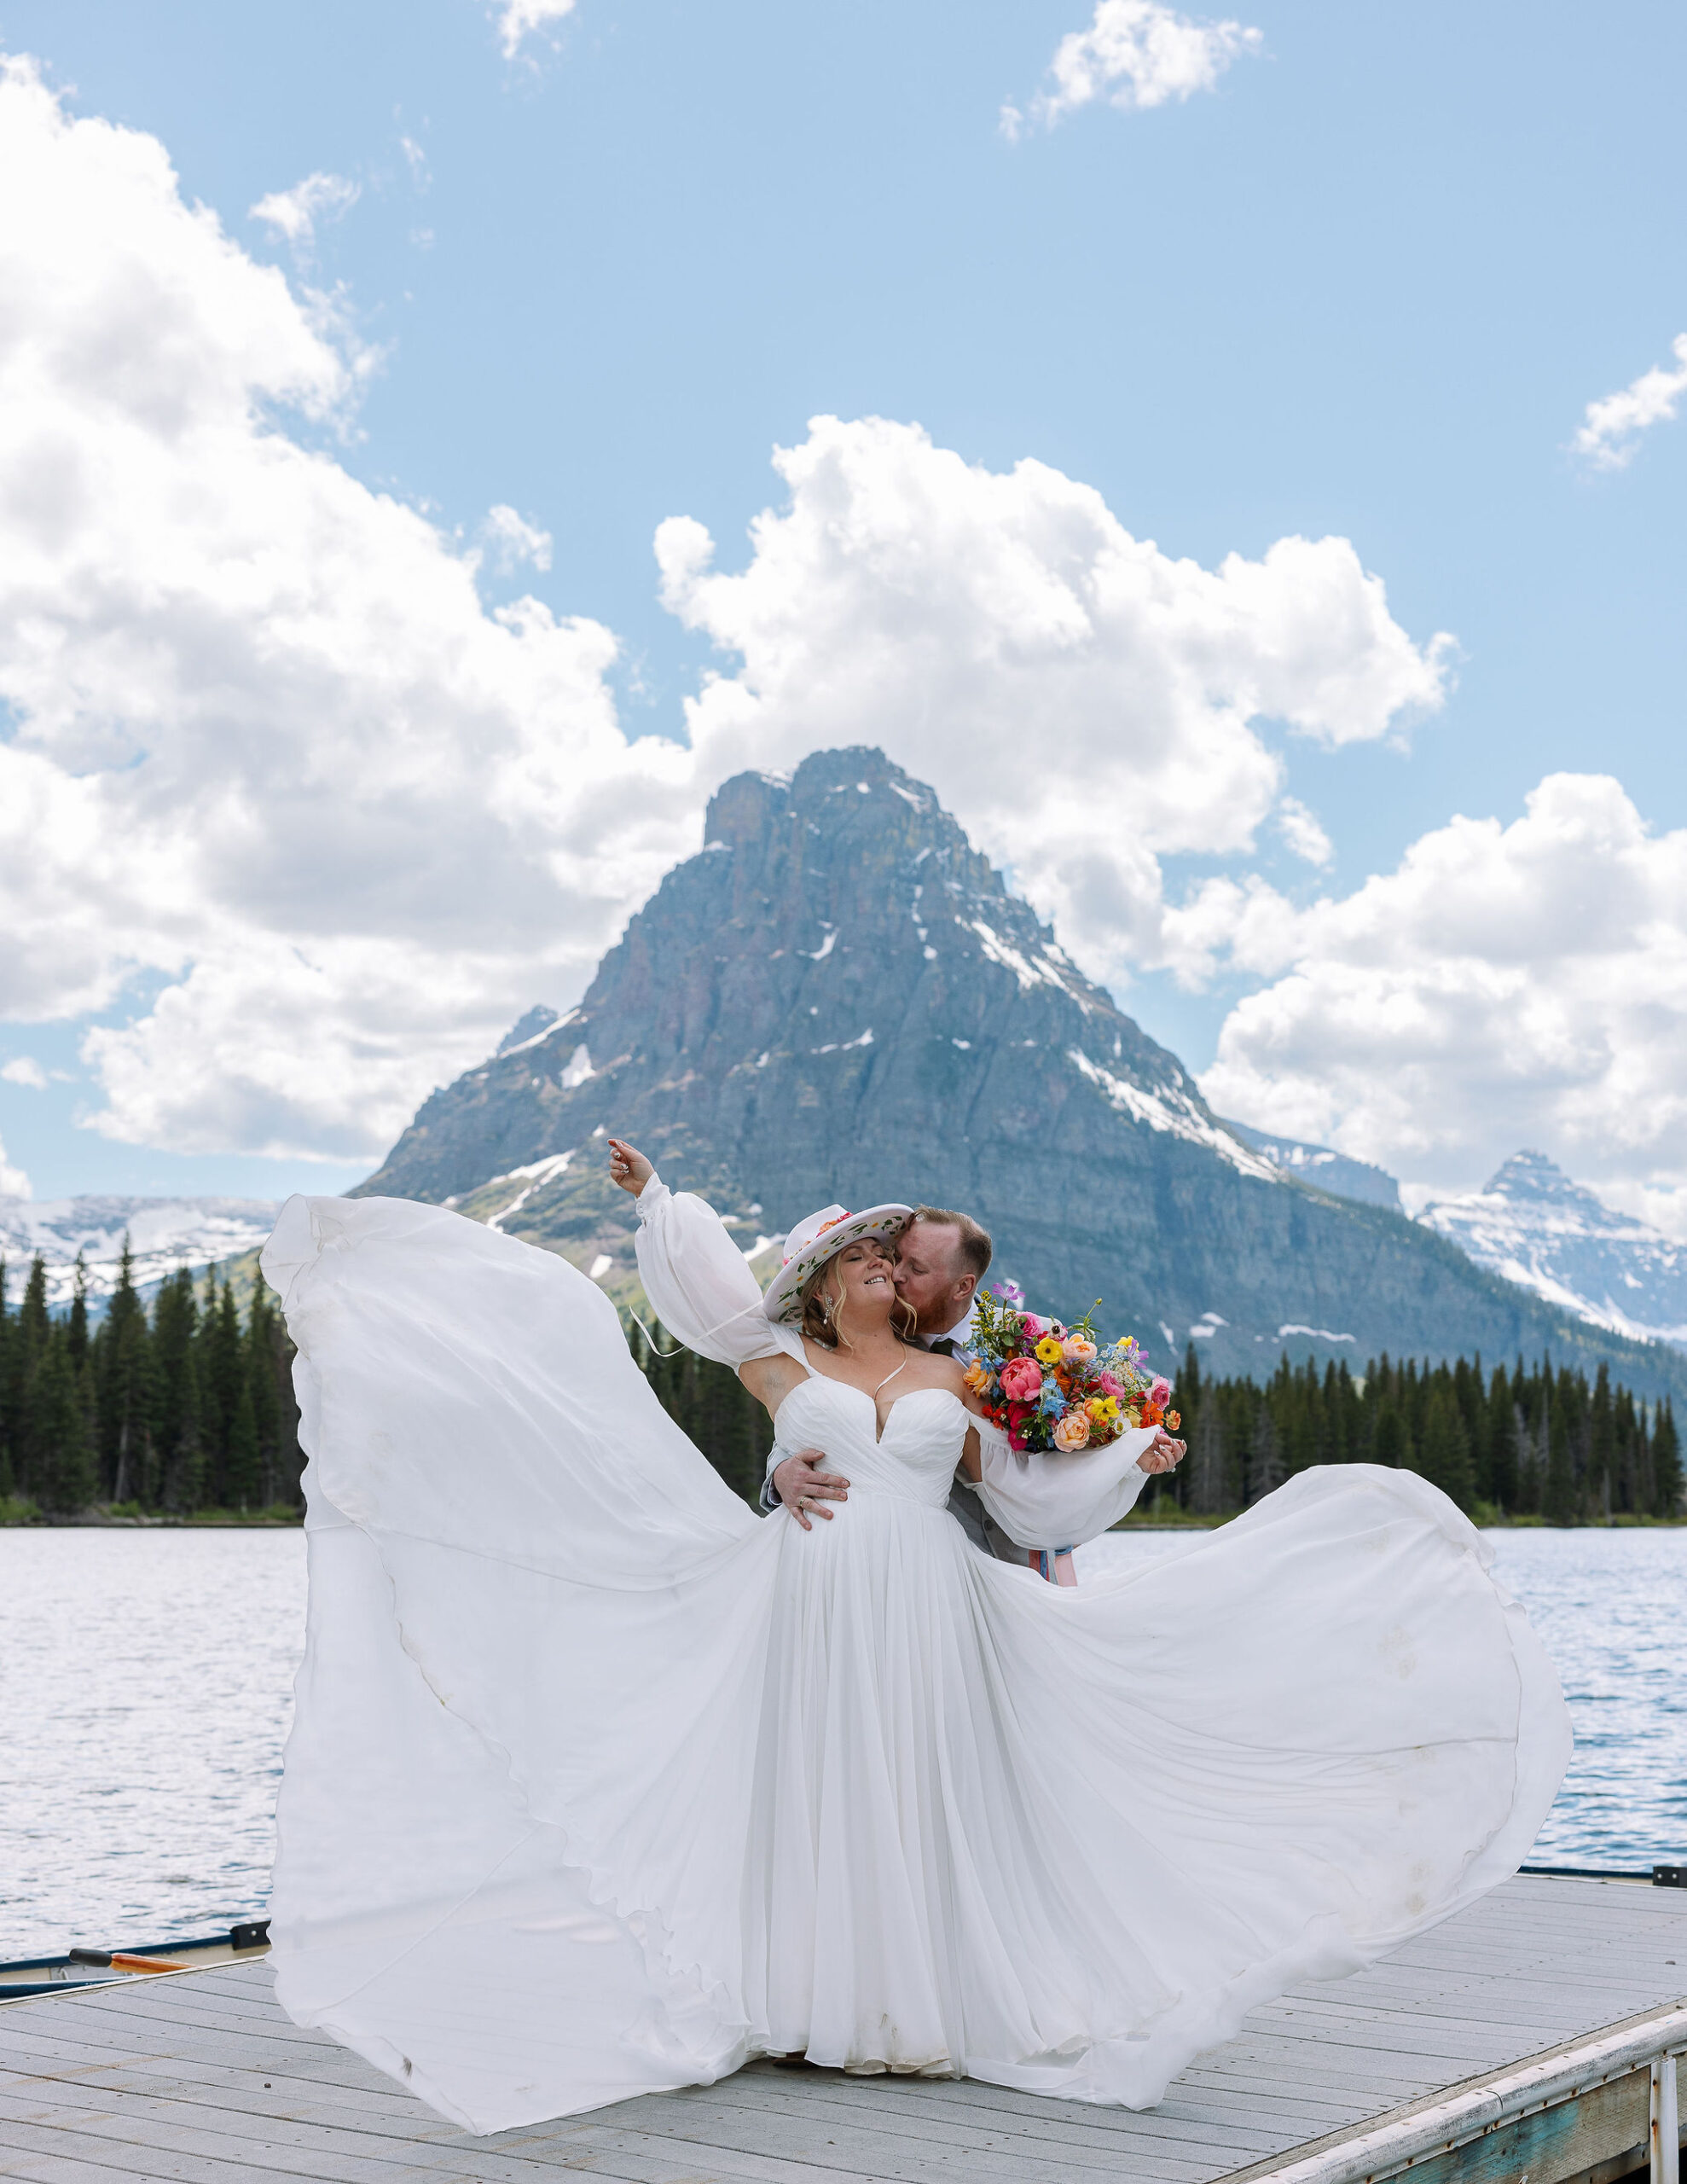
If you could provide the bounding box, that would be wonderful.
[633,1176,797,1368]
[970,1414,1158,1549]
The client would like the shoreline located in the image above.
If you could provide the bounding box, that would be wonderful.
[3,1506,1682,1533]
[0,1503,304,1529]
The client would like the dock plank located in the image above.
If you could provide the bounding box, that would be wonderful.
[3,1876,1684,2184]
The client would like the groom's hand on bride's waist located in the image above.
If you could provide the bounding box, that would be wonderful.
[772,1449,850,1531]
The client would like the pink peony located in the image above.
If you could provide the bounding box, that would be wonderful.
[1150,1376,1172,1409]
[1000,1356,1043,1403]
[1052,1410,1091,1452]
[1097,1372,1125,1398]
[1019,1314,1045,1340]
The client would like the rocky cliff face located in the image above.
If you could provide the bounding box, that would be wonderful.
[358,749,1686,1397]
[1418,1153,1687,1352]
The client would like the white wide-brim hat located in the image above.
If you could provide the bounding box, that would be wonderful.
[762,1201,913,1324]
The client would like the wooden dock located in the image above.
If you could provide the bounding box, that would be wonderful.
[1,1875,1683,2183]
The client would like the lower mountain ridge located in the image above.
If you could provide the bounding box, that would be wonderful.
[357,748,1687,1398]
[0,1195,281,1311]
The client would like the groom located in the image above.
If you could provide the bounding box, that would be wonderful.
[764,1205,1184,1571]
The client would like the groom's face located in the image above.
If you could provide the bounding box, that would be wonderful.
[893,1219,975,1337]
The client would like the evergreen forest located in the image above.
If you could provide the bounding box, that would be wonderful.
[1167,1346,1683,1525]
[2,1246,1680,1525]
[0,1249,300,1519]
[632,1330,1683,1526]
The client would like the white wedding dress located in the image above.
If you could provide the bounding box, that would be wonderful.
[261,1190,1570,2138]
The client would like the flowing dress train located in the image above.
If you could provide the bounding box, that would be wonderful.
[261,1192,1571,2136]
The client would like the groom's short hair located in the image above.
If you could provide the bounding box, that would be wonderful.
[907,1206,992,1282]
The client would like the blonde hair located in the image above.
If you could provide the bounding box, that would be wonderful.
[797,1242,918,1350]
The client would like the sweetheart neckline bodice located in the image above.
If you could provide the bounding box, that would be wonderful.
[775,1374,965,1448]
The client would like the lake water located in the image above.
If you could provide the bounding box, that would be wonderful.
[2,1524,1682,1960]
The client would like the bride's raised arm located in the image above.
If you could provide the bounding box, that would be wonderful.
[609,1138,794,1371]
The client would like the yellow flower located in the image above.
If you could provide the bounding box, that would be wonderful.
[1035,1336,1064,1367]
[1087,1395,1119,1422]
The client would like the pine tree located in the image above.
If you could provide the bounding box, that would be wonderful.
[1418,1383,1474,1510]
[1246,1404,1283,1504]
[246,1290,284,1505]
[1372,1401,1411,1471]
[152,1269,204,1512]
[198,1274,248,1507]
[1180,1341,1203,1421]
[1543,1394,1577,1525]
[224,1383,263,1511]
[1188,1404,1228,1514]
[9,1257,49,1500]
[1653,1399,1683,1519]
[98,1237,154,1504]
[1589,1364,1614,1519]
[0,1257,13,1497]
[1486,1363,1518,1510]
[30,1327,97,1513]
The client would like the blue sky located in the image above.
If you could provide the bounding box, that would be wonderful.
[0,0,1684,1220]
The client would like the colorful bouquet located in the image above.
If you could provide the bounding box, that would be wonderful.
[959,1278,1179,1454]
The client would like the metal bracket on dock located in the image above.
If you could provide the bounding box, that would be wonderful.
[1655,2047,1683,2184]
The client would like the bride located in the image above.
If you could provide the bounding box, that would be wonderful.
[259,1149,1570,2139]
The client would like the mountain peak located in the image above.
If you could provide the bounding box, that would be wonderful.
[1419,1155,1686,1350]
[357,742,1275,1238]
[1484,1149,1585,1204]
[353,748,1686,1392]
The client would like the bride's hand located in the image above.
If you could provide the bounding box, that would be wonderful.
[607,1138,654,1196]
[1137,1431,1186,1475]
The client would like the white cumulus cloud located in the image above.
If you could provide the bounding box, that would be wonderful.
[479,503,554,573]
[0,60,1453,1177]
[1276,797,1333,868]
[1197,774,1687,1236]
[0,1136,30,1199]
[658,413,1451,989]
[1004,0,1262,139]
[0,56,693,1163]
[249,170,361,253]
[1571,334,1687,471]
[495,0,577,60]
[1,1057,49,1089]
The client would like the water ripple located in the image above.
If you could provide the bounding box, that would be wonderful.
[2,1524,1681,1961]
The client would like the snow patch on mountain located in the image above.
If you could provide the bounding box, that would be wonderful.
[0,1196,281,1310]
[1417,1152,1687,1351]
[1067,1054,1281,1182]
